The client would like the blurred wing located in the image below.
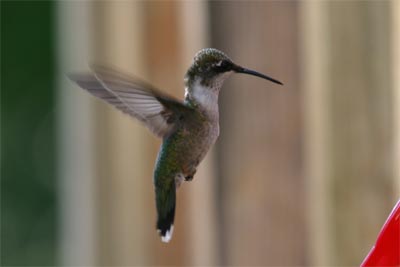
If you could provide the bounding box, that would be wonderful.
[68,65,188,138]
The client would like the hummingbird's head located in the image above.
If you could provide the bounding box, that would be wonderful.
[185,48,235,89]
[185,48,283,90]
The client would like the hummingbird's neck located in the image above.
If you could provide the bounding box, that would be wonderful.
[184,78,220,116]
[184,73,231,114]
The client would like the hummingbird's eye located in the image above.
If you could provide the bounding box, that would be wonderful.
[215,60,231,72]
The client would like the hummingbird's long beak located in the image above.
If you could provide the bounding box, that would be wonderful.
[233,65,283,85]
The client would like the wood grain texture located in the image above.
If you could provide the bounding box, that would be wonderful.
[210,2,306,265]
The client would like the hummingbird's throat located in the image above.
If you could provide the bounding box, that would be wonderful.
[184,72,231,114]
[185,78,222,113]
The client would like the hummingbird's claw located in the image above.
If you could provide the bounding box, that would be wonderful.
[185,175,194,181]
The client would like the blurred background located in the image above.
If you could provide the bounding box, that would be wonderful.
[2,1,400,266]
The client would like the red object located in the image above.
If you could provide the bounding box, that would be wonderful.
[361,199,400,267]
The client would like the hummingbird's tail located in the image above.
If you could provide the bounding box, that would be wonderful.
[155,181,176,243]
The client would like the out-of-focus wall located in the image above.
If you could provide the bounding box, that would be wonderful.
[302,1,396,265]
[57,1,399,266]
[3,1,398,266]
[210,2,305,266]
[393,0,400,200]
[59,1,215,266]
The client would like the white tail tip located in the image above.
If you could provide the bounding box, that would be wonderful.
[160,225,174,243]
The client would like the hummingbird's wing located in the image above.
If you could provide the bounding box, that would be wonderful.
[68,65,190,138]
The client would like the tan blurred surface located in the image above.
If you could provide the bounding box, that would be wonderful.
[210,1,305,265]
[59,1,398,266]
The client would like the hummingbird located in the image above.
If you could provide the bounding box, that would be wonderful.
[69,48,282,243]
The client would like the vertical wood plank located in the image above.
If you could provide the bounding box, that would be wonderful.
[301,1,396,265]
[393,0,400,195]
[58,2,96,265]
[178,2,219,265]
[326,2,395,265]
[300,1,333,265]
[210,2,305,265]
[91,2,152,265]
[141,2,190,265]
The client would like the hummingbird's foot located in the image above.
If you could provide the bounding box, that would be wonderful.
[185,175,194,181]
[184,167,197,181]
[181,164,197,182]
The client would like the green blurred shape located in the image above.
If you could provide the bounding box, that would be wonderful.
[1,1,57,266]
